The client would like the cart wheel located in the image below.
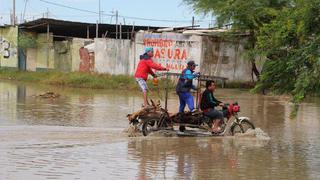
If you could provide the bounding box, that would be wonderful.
[179,126,186,132]
[142,118,158,136]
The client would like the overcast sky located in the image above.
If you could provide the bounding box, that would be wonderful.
[0,0,215,27]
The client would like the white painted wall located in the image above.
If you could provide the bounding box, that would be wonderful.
[93,32,261,82]
[95,38,132,75]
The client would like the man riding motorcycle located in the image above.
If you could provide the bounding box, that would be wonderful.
[200,80,224,133]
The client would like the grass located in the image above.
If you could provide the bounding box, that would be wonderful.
[0,69,255,91]
[0,69,176,91]
[224,80,256,89]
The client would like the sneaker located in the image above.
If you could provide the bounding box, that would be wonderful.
[191,109,200,115]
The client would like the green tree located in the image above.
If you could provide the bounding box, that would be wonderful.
[255,0,320,101]
[184,0,320,101]
[183,0,290,80]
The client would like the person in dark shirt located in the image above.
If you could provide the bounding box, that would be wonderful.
[200,80,224,133]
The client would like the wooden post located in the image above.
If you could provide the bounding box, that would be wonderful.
[13,0,16,25]
[165,72,169,111]
[47,23,50,40]
[46,23,50,70]
[115,10,118,39]
[98,0,101,23]
[195,77,201,109]
[131,22,135,40]
[87,26,90,39]
[119,23,122,39]
[192,16,195,29]
[96,21,98,38]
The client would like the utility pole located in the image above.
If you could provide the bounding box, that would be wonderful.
[119,23,122,39]
[13,0,16,25]
[192,16,195,29]
[115,10,118,39]
[98,0,101,23]
[46,8,49,18]
[96,20,99,38]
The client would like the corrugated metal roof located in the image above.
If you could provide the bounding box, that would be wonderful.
[19,18,162,39]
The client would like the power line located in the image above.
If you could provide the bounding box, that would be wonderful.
[38,0,204,23]
[118,15,190,23]
[39,0,107,15]
[23,0,28,20]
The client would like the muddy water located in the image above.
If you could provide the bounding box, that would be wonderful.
[0,81,319,179]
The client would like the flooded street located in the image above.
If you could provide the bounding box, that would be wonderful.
[0,80,319,179]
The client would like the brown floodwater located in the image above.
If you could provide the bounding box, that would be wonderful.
[0,80,319,179]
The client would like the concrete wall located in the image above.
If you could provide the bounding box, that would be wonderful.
[0,26,18,68]
[95,38,132,75]
[71,38,94,72]
[35,33,54,71]
[201,36,262,81]
[93,32,258,82]
[25,36,92,72]
[21,30,259,82]
[93,32,203,76]
[54,41,72,72]
[26,48,37,71]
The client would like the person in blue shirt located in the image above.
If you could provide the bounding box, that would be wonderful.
[176,60,199,113]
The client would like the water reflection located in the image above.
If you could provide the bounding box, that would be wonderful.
[0,81,142,128]
[127,136,312,179]
[0,81,320,179]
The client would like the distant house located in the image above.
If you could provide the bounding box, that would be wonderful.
[1,18,160,72]
[0,18,260,82]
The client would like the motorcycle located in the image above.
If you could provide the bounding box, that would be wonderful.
[127,72,255,137]
[140,102,255,136]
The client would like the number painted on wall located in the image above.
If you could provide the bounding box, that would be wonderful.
[0,37,11,59]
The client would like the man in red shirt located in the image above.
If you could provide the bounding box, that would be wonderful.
[135,47,168,107]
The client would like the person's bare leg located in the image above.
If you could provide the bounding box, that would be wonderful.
[143,91,150,107]
[212,119,221,132]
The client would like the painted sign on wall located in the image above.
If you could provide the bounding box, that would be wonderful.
[142,33,200,72]
[0,26,19,68]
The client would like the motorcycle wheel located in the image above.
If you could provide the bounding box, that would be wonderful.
[142,118,158,136]
[230,119,255,136]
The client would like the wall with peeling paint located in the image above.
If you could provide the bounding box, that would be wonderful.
[71,38,94,72]
[93,32,203,76]
[54,41,72,72]
[21,29,258,82]
[0,26,18,68]
[201,36,262,81]
[26,48,37,71]
[35,33,54,71]
[95,38,132,75]
[25,36,92,72]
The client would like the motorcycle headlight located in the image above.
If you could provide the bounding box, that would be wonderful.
[233,105,240,113]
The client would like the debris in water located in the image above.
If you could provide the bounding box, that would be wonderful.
[124,124,142,137]
[36,91,60,98]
